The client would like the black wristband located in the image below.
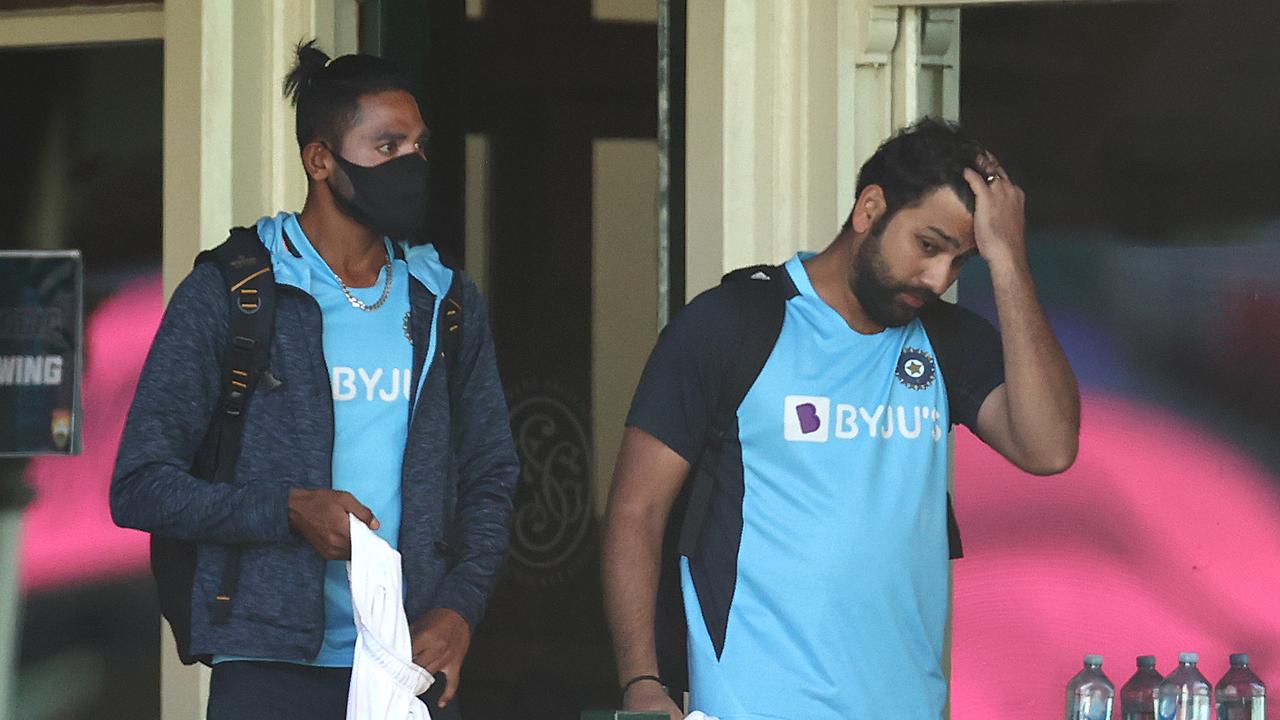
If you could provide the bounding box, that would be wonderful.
[621,674,663,695]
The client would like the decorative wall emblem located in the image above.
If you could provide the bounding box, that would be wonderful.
[506,379,594,588]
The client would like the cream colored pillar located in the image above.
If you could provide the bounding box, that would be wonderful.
[161,0,232,298]
[685,0,842,296]
[163,0,360,295]
[160,2,357,718]
[849,3,960,197]
[0,506,22,720]
[592,140,661,518]
[684,0,959,297]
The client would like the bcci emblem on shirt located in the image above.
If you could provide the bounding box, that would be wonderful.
[895,347,936,390]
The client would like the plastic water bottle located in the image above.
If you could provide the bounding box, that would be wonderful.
[1216,653,1265,720]
[1067,654,1115,720]
[1121,655,1163,720]
[1156,652,1211,720]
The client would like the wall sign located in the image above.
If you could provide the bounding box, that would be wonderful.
[0,251,83,456]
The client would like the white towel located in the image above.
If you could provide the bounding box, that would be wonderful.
[685,712,720,720]
[345,514,435,720]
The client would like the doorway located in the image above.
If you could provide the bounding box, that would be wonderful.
[368,2,663,716]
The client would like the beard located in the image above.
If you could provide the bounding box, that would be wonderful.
[850,224,938,328]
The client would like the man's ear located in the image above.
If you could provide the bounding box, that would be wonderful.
[851,185,886,234]
[301,141,333,181]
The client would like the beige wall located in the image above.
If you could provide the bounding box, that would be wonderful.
[464,134,493,298]
[685,0,851,296]
[593,0,658,23]
[592,139,661,517]
[0,3,163,47]
[162,0,359,297]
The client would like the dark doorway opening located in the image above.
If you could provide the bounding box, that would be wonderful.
[366,2,665,716]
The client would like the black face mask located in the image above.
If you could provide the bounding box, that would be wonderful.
[326,148,428,239]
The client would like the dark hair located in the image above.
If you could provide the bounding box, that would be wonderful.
[282,39,415,151]
[843,117,986,232]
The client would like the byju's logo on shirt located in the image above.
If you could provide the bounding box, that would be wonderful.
[331,366,412,402]
[783,395,944,443]
[783,395,830,442]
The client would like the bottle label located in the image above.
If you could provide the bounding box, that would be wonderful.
[1158,694,1210,720]
[1074,694,1114,720]
[1217,697,1267,720]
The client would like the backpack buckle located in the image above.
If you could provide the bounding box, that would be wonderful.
[223,389,247,417]
[237,288,261,314]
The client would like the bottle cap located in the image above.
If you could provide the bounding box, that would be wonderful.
[1084,654,1104,666]
[1137,655,1157,668]
[1179,652,1199,664]
[1230,653,1249,666]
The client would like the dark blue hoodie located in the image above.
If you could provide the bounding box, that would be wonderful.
[111,213,519,661]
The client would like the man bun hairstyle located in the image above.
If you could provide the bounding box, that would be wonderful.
[845,117,986,231]
[282,39,415,152]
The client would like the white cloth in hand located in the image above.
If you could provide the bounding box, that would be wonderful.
[345,514,434,720]
[685,712,721,720]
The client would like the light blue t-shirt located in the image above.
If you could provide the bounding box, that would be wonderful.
[694,254,950,718]
[218,214,413,667]
[628,253,1005,719]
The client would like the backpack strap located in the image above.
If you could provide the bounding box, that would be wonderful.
[400,245,463,437]
[661,264,797,692]
[441,271,465,419]
[193,226,276,624]
[676,264,797,557]
[413,265,466,561]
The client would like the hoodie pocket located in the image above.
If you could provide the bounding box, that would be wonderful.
[227,542,323,631]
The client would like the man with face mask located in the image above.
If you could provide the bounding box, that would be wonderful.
[111,41,518,720]
[602,118,1081,720]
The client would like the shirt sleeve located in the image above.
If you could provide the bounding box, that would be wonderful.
[925,301,1005,432]
[625,285,736,464]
